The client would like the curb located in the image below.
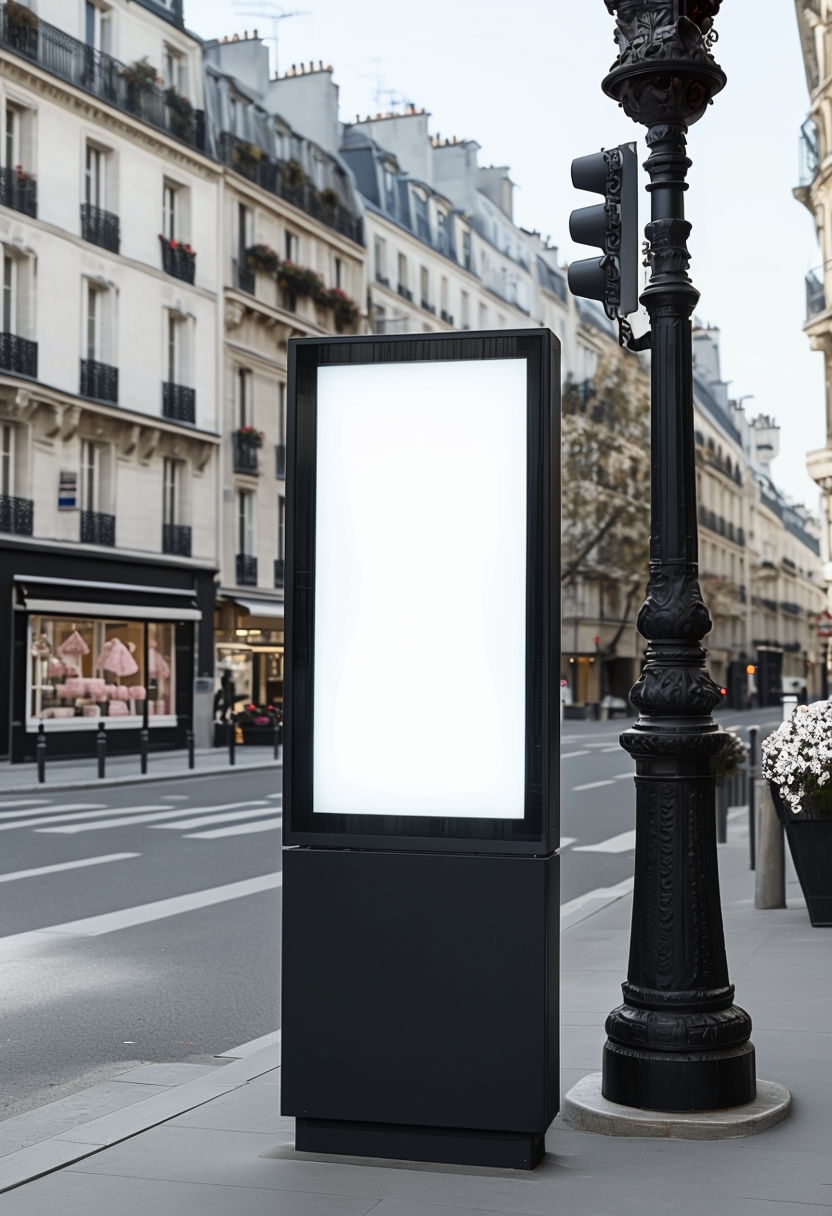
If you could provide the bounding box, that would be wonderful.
[0,1040,280,1195]
[0,759,281,797]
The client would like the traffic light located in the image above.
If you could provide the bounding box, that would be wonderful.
[568,142,639,319]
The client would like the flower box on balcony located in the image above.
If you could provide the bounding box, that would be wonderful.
[236,426,263,447]
[245,244,279,274]
[159,235,196,283]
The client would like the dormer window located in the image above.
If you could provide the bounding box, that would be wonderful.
[383,166,396,215]
[413,193,430,243]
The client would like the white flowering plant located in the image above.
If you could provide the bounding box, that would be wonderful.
[761,701,832,816]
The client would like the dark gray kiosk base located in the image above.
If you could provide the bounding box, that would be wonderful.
[281,848,559,1170]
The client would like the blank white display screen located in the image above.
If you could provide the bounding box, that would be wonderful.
[313,358,528,819]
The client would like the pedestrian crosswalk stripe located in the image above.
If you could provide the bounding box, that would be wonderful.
[186,819,282,840]
[0,799,52,811]
[0,854,140,884]
[36,800,272,834]
[152,807,281,831]
[574,829,636,854]
[1,805,168,831]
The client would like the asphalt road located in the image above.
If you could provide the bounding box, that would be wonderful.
[0,706,783,1120]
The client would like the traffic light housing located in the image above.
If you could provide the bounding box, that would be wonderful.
[568,142,639,320]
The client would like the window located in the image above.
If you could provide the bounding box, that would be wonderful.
[4,104,19,169]
[236,367,252,428]
[237,202,252,259]
[162,458,181,526]
[461,290,470,329]
[397,252,408,289]
[1,422,13,496]
[238,489,256,554]
[85,283,102,361]
[437,211,448,255]
[29,616,176,723]
[3,102,33,176]
[383,166,396,215]
[85,1,112,53]
[80,440,101,512]
[334,256,342,289]
[163,44,188,94]
[478,301,488,328]
[463,231,473,272]
[3,251,17,334]
[277,381,286,447]
[166,311,182,383]
[85,144,107,210]
[420,266,429,305]
[374,237,387,281]
[284,229,299,262]
[413,193,430,242]
[162,182,177,240]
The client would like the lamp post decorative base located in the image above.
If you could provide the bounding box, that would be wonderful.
[562,1074,791,1140]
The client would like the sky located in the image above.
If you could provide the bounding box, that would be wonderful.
[185,0,823,509]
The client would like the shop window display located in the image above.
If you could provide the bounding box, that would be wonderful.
[30,617,175,725]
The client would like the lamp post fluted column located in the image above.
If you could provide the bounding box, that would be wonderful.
[599,0,757,1111]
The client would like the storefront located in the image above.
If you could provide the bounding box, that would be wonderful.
[214,596,284,720]
[3,542,216,762]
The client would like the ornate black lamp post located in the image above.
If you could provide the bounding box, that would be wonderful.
[599,0,757,1111]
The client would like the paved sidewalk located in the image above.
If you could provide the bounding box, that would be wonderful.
[0,743,280,795]
[0,825,828,1215]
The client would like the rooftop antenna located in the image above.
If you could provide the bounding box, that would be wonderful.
[359,59,413,113]
[230,2,311,76]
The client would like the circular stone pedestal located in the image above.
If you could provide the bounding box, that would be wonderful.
[561,1073,791,1140]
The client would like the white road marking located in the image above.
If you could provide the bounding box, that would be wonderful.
[561,750,591,759]
[574,829,636,854]
[36,800,271,834]
[187,819,282,840]
[0,872,282,952]
[265,794,282,800]
[561,877,635,928]
[613,772,634,780]
[0,805,150,830]
[572,780,616,791]
[220,1029,281,1058]
[152,807,279,831]
[0,853,140,884]
[559,836,577,849]
[0,803,108,825]
[0,799,52,811]
[159,795,189,802]
[600,746,621,753]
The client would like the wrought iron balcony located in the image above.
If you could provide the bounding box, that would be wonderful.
[233,258,255,295]
[0,164,36,217]
[275,443,286,479]
[162,522,192,556]
[160,235,195,284]
[162,381,195,424]
[274,557,285,589]
[80,509,115,546]
[397,283,413,302]
[217,133,364,246]
[440,309,454,325]
[0,332,37,377]
[236,553,257,586]
[0,493,33,535]
[80,358,118,403]
[233,432,260,475]
[0,6,205,152]
[81,202,120,253]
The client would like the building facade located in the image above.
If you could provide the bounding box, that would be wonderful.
[0,0,221,761]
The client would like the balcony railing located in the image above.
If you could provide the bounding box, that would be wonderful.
[162,522,192,557]
[274,557,285,589]
[162,381,195,424]
[0,6,205,152]
[160,235,195,284]
[233,432,260,475]
[0,164,36,217]
[275,443,286,479]
[81,202,120,253]
[233,258,255,295]
[80,509,115,546]
[440,309,454,325]
[236,553,257,586]
[0,332,37,377]
[0,493,33,535]
[397,283,413,302]
[218,133,364,245]
[80,358,118,403]
[798,118,819,188]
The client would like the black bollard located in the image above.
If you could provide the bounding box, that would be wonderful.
[140,727,149,775]
[229,719,236,766]
[187,727,195,769]
[36,720,46,784]
[748,725,758,871]
[96,722,107,779]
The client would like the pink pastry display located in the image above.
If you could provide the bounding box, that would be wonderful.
[98,637,139,679]
[63,677,86,698]
[57,630,90,658]
[129,686,147,701]
[82,705,100,717]
[107,701,129,716]
[84,678,106,698]
[148,641,171,678]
